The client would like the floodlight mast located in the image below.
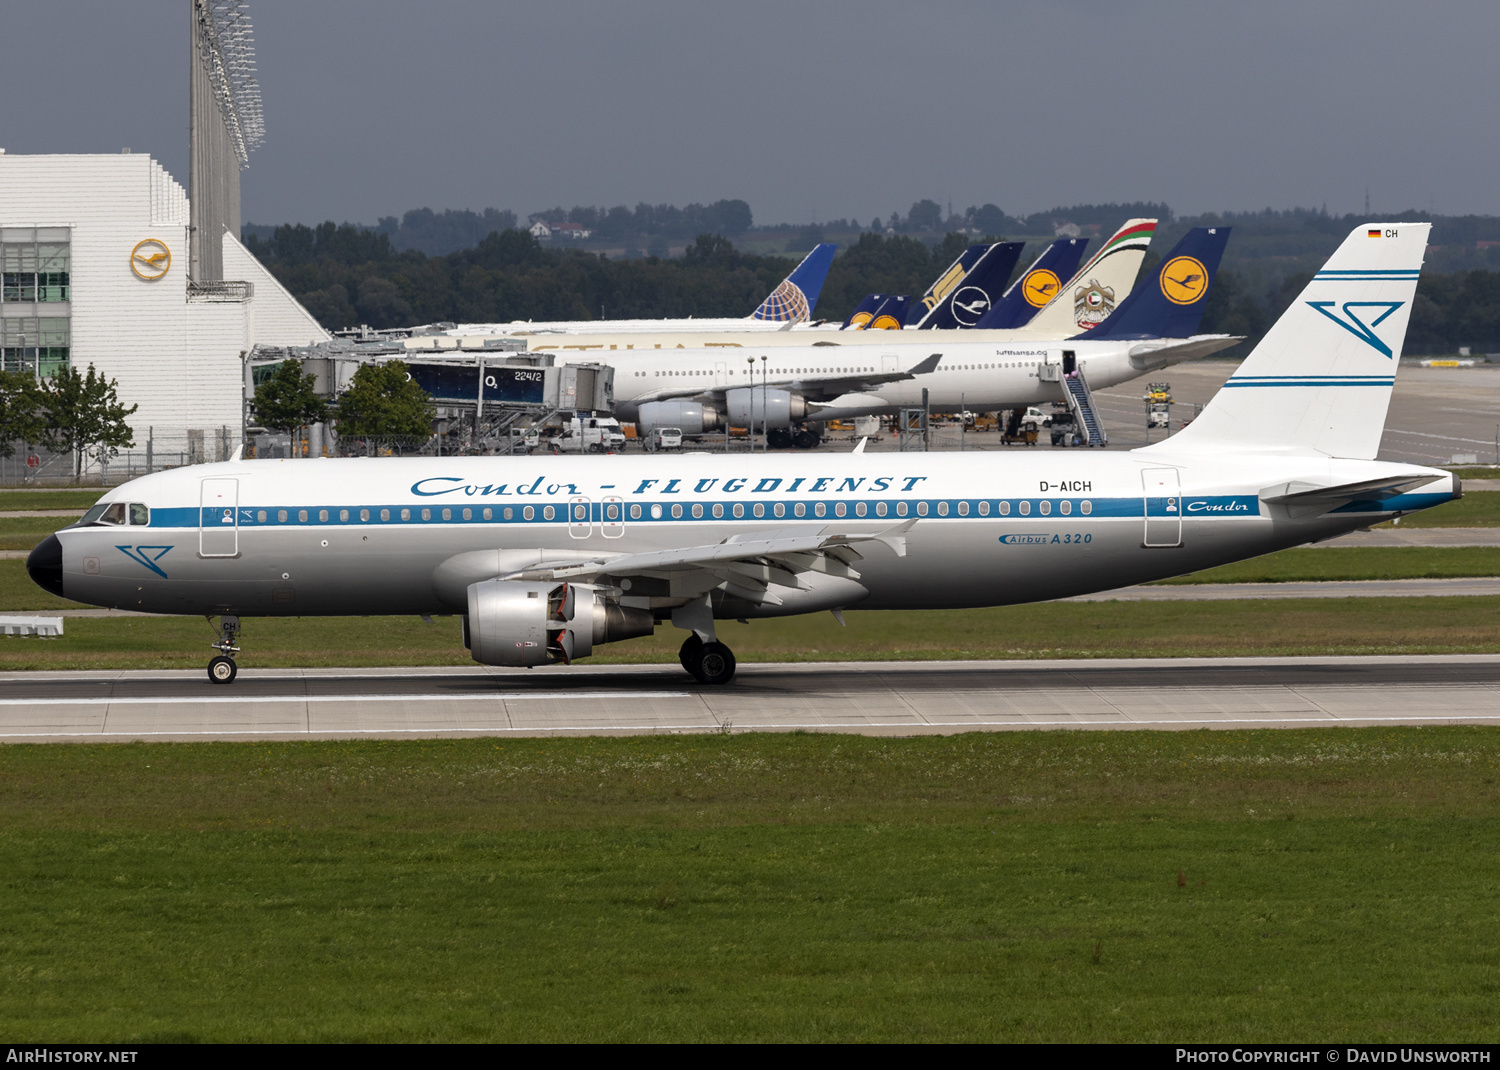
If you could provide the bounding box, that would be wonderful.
[188,0,265,283]
[192,0,265,166]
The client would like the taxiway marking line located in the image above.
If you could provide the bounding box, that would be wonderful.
[5,713,1500,740]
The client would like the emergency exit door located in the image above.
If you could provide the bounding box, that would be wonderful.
[199,478,239,557]
[1141,468,1183,547]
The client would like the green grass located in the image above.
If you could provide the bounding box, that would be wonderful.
[4,595,1500,670]
[0,516,79,550]
[0,490,102,511]
[1159,546,1500,583]
[1382,490,1500,527]
[1,730,1498,1040]
[1444,466,1500,481]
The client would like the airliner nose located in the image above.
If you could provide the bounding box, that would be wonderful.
[26,534,64,598]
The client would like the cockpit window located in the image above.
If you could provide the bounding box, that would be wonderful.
[129,503,149,526]
[80,505,108,525]
[96,503,128,525]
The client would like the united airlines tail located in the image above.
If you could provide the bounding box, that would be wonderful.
[1024,219,1157,335]
[972,237,1089,330]
[842,294,885,330]
[1080,226,1231,341]
[914,242,1025,329]
[750,243,838,322]
[1168,223,1430,459]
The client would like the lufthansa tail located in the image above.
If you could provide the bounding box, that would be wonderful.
[1165,223,1430,459]
[841,293,886,330]
[863,294,911,330]
[1024,218,1157,335]
[751,243,838,322]
[1080,226,1231,341]
[972,237,1089,330]
[913,242,1025,329]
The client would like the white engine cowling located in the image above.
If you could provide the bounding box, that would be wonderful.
[637,400,722,435]
[465,579,654,666]
[725,387,809,430]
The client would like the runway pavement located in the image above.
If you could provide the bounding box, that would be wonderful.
[3,655,1500,742]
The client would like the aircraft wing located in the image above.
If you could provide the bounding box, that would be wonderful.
[629,354,943,406]
[503,521,915,606]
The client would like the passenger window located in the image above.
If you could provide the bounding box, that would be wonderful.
[319,509,330,522]
[692,504,703,518]
[629,504,641,519]
[421,508,431,521]
[1060,501,1072,516]
[129,503,150,526]
[937,503,949,517]
[712,504,724,518]
[380,509,390,522]
[542,506,554,521]
[733,504,744,518]
[299,509,309,522]
[258,510,268,523]
[1019,501,1031,516]
[339,509,349,522]
[482,507,492,520]
[876,502,887,518]
[896,502,908,518]
[835,503,846,518]
[463,508,472,521]
[753,503,765,518]
[855,503,867,518]
[443,508,453,521]
[794,503,806,518]
[815,502,826,518]
[773,503,785,518]
[672,504,683,519]
[359,508,370,522]
[917,502,929,517]
[1081,500,1092,515]
[999,501,1011,516]
[278,509,288,523]
[523,506,534,520]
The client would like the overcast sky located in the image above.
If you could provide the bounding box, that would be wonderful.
[4,1,1496,227]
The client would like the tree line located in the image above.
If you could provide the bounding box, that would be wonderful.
[0,366,137,477]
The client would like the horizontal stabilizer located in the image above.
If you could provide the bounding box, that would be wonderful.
[1261,473,1445,519]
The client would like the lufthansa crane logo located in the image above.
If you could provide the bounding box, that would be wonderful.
[130,239,171,281]
[1160,256,1208,305]
[1023,269,1062,308]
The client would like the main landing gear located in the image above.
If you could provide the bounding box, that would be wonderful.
[207,614,241,684]
[678,635,737,685]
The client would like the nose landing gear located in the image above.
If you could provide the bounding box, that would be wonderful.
[207,614,241,685]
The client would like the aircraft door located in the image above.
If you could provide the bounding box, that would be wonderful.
[568,495,593,539]
[199,478,239,557]
[714,362,728,387]
[882,354,898,374]
[601,495,624,538]
[1141,468,1183,547]
[1062,349,1077,375]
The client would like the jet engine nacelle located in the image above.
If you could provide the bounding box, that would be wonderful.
[636,400,722,435]
[725,387,809,431]
[464,579,655,667]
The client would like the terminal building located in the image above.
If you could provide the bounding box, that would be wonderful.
[0,151,328,447]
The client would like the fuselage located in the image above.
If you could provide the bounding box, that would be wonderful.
[572,336,1227,420]
[41,450,1456,620]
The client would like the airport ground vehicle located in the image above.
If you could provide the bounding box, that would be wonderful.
[644,427,683,452]
[29,224,1453,688]
[546,415,627,454]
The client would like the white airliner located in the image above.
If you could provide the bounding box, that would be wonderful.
[30,223,1453,687]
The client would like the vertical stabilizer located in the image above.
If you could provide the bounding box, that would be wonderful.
[914,242,1025,329]
[973,237,1089,330]
[1023,219,1156,335]
[1080,227,1230,340]
[1163,223,1430,459]
[751,243,838,321]
[842,293,885,330]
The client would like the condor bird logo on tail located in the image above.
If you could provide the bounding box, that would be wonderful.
[1306,301,1406,357]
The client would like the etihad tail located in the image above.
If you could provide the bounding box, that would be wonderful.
[914,242,1025,329]
[751,242,838,322]
[972,237,1089,330]
[1081,226,1230,340]
[1164,223,1430,459]
[1024,218,1157,335]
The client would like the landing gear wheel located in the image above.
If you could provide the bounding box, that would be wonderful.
[207,655,238,685]
[793,429,818,449]
[678,634,703,672]
[691,641,737,685]
[767,428,793,450]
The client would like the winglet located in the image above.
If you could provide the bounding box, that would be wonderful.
[904,354,942,377]
[229,444,243,462]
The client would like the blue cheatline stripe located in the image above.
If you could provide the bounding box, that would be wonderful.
[1223,375,1394,388]
[138,495,1275,531]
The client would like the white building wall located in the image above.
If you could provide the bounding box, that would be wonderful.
[0,153,329,442]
